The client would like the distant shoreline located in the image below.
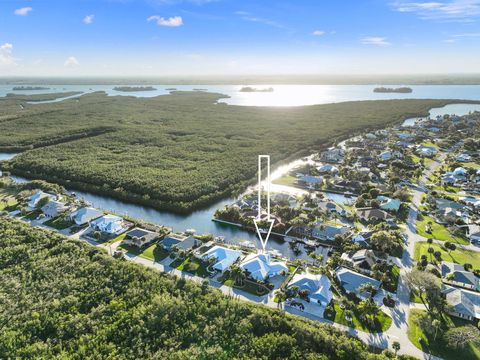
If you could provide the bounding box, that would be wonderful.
[373,86,413,93]
[12,86,50,91]
[113,86,157,92]
[239,86,274,93]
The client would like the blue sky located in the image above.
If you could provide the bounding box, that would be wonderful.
[1,0,480,76]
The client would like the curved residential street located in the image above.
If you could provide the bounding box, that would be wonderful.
[13,150,479,360]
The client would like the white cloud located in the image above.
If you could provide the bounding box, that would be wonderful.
[361,36,391,46]
[64,56,79,68]
[14,7,33,16]
[147,15,183,27]
[312,30,326,36]
[83,14,94,24]
[392,1,480,21]
[0,43,16,66]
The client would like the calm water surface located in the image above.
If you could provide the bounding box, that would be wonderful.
[3,84,480,107]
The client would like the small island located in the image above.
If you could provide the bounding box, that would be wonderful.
[373,86,413,93]
[113,86,157,92]
[12,86,50,91]
[239,86,274,93]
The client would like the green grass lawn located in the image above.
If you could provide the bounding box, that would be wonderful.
[462,162,480,169]
[273,174,297,186]
[326,303,392,333]
[44,216,73,230]
[414,242,480,270]
[140,244,169,262]
[408,309,480,360]
[173,257,210,278]
[105,232,127,245]
[416,213,469,245]
[117,242,168,263]
[0,192,18,211]
[422,141,439,150]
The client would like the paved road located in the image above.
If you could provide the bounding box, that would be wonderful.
[14,151,477,359]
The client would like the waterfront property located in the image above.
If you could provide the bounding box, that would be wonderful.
[200,245,242,272]
[69,207,103,226]
[240,253,288,281]
[160,233,196,251]
[90,214,126,235]
[27,191,56,209]
[123,227,160,248]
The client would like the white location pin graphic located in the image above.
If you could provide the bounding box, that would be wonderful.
[253,155,275,253]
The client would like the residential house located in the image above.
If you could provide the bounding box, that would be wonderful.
[468,224,480,244]
[90,214,125,235]
[441,262,479,291]
[240,253,288,281]
[416,145,438,157]
[377,196,401,212]
[27,191,56,209]
[351,231,373,248]
[336,267,381,299]
[69,207,103,225]
[442,285,480,321]
[123,227,159,248]
[356,207,393,222]
[319,148,345,163]
[288,273,332,306]
[457,153,472,162]
[41,200,68,218]
[340,249,386,273]
[312,224,349,241]
[201,245,242,272]
[317,164,339,174]
[161,233,196,251]
[297,175,323,187]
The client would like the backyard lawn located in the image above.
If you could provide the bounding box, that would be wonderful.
[116,242,168,262]
[172,256,210,278]
[140,244,169,262]
[325,302,392,333]
[414,242,480,269]
[408,309,480,360]
[273,174,297,186]
[416,213,469,245]
[0,189,18,211]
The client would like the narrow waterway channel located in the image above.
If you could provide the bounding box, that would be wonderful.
[3,102,479,260]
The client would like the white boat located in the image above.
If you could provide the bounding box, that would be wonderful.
[239,240,256,249]
[185,228,196,235]
[268,249,282,258]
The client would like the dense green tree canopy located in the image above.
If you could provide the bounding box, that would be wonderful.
[0,217,413,359]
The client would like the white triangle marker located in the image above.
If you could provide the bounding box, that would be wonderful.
[255,155,275,253]
[254,218,274,253]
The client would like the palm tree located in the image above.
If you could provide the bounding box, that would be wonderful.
[230,265,246,286]
[392,341,400,357]
[428,246,434,263]
[358,298,379,327]
[357,283,377,299]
